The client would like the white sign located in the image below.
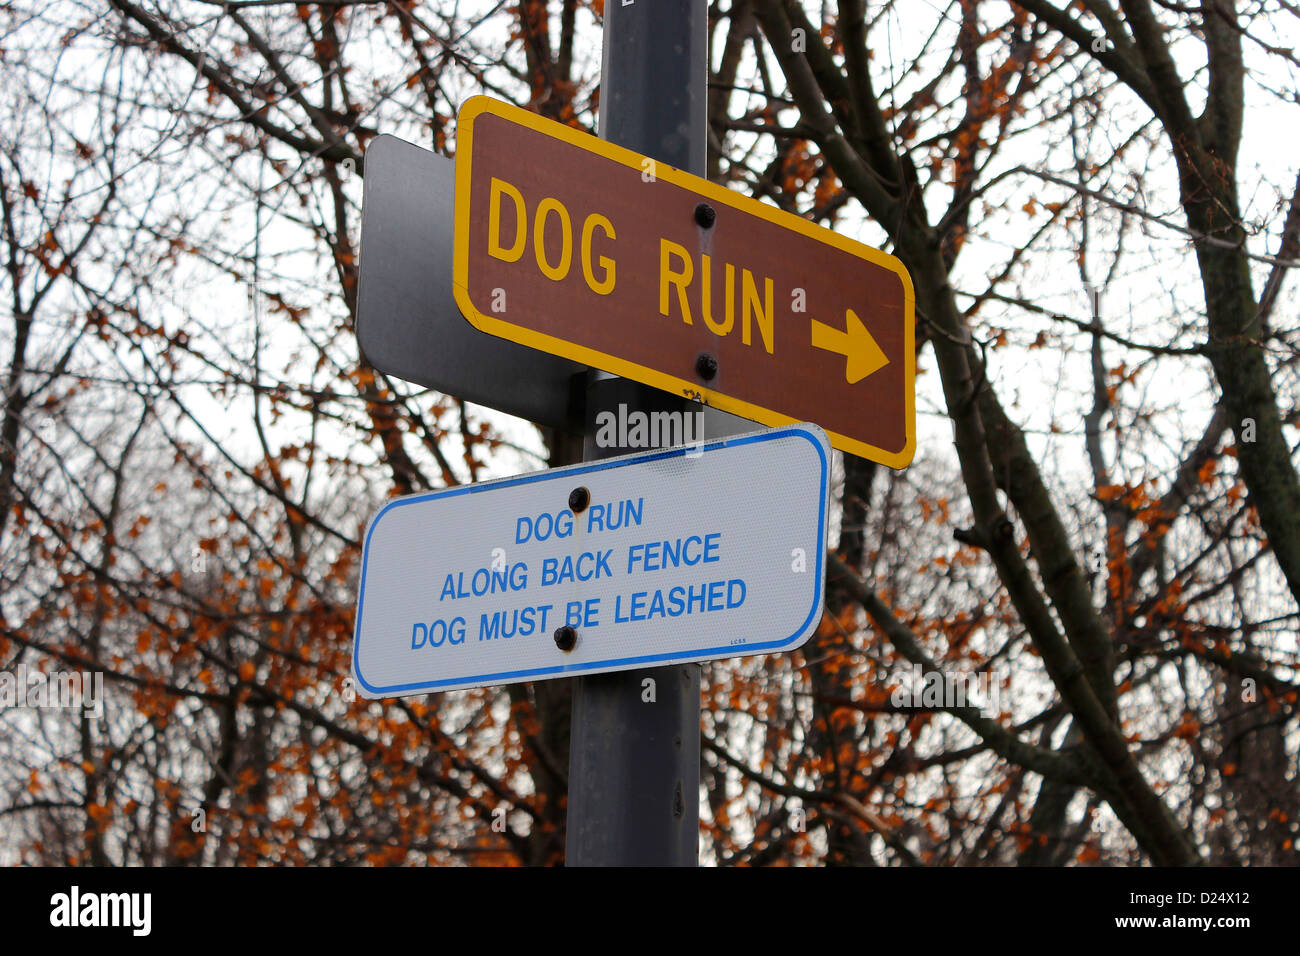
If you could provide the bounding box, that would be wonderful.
[351,423,830,698]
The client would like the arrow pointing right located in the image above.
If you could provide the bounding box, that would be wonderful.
[810,309,889,384]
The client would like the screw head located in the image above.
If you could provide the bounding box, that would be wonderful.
[568,486,590,513]
[694,203,716,228]
[553,626,577,652]
[695,353,718,381]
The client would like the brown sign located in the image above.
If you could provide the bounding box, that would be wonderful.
[453,97,915,467]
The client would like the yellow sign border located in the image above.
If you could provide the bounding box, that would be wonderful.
[452,95,916,469]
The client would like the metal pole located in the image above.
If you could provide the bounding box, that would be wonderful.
[564,0,708,867]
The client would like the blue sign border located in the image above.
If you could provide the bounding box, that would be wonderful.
[352,424,828,695]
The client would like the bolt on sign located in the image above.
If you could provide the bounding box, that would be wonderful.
[452,96,916,468]
[351,423,830,698]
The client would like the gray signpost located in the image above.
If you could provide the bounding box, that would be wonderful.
[353,0,789,867]
[564,0,710,867]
